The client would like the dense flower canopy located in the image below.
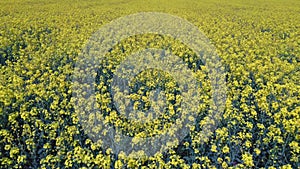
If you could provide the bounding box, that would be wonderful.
[0,0,299,168]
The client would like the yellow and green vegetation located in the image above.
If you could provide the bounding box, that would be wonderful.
[0,0,299,168]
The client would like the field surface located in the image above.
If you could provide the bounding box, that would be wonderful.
[0,0,299,168]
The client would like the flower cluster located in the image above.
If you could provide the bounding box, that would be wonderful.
[0,0,299,168]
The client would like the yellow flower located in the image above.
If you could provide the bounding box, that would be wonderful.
[9,147,19,158]
[222,145,230,154]
[217,157,223,164]
[254,148,261,155]
[192,163,201,169]
[114,160,123,169]
[4,144,11,151]
[43,143,51,149]
[280,164,292,169]
[245,140,252,148]
[289,141,299,153]
[242,153,254,167]
[257,123,265,129]
[222,161,228,168]
[17,155,26,163]
[211,144,217,152]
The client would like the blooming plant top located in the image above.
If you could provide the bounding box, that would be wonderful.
[0,0,299,168]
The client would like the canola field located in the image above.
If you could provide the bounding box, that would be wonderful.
[0,0,299,168]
